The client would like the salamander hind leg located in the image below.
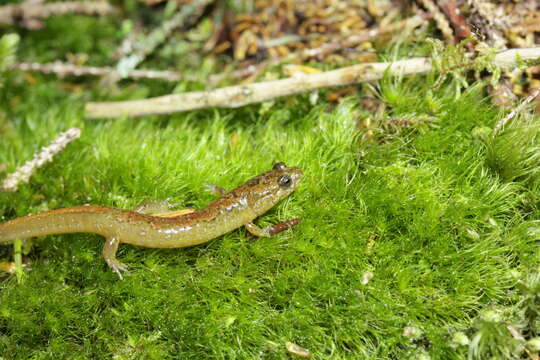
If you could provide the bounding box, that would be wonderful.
[102,237,130,280]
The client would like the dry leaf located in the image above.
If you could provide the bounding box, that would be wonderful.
[285,342,311,358]
[282,64,321,77]
[0,261,16,274]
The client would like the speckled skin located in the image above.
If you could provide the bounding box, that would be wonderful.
[0,163,303,277]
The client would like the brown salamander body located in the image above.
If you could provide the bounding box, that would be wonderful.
[0,162,303,278]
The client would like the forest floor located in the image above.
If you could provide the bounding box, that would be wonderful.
[1,1,540,359]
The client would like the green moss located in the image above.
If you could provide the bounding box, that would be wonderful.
[1,12,540,359]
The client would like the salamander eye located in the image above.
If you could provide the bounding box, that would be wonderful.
[278,175,292,188]
[273,162,287,170]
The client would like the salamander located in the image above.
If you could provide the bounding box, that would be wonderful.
[0,162,303,278]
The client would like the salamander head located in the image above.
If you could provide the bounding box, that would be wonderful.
[239,162,303,216]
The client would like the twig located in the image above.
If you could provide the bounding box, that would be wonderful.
[257,35,303,49]
[492,88,540,136]
[85,47,540,119]
[86,57,432,118]
[0,1,115,28]
[12,61,190,82]
[208,15,425,85]
[1,128,81,192]
[302,15,425,59]
[114,0,213,78]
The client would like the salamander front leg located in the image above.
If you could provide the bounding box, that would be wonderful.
[102,237,130,280]
[245,218,302,237]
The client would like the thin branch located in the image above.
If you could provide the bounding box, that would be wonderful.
[1,128,81,192]
[492,87,540,136]
[85,46,540,119]
[208,15,425,85]
[12,61,191,82]
[14,15,423,86]
[301,15,426,59]
[86,58,432,118]
[113,0,213,78]
[0,1,115,28]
